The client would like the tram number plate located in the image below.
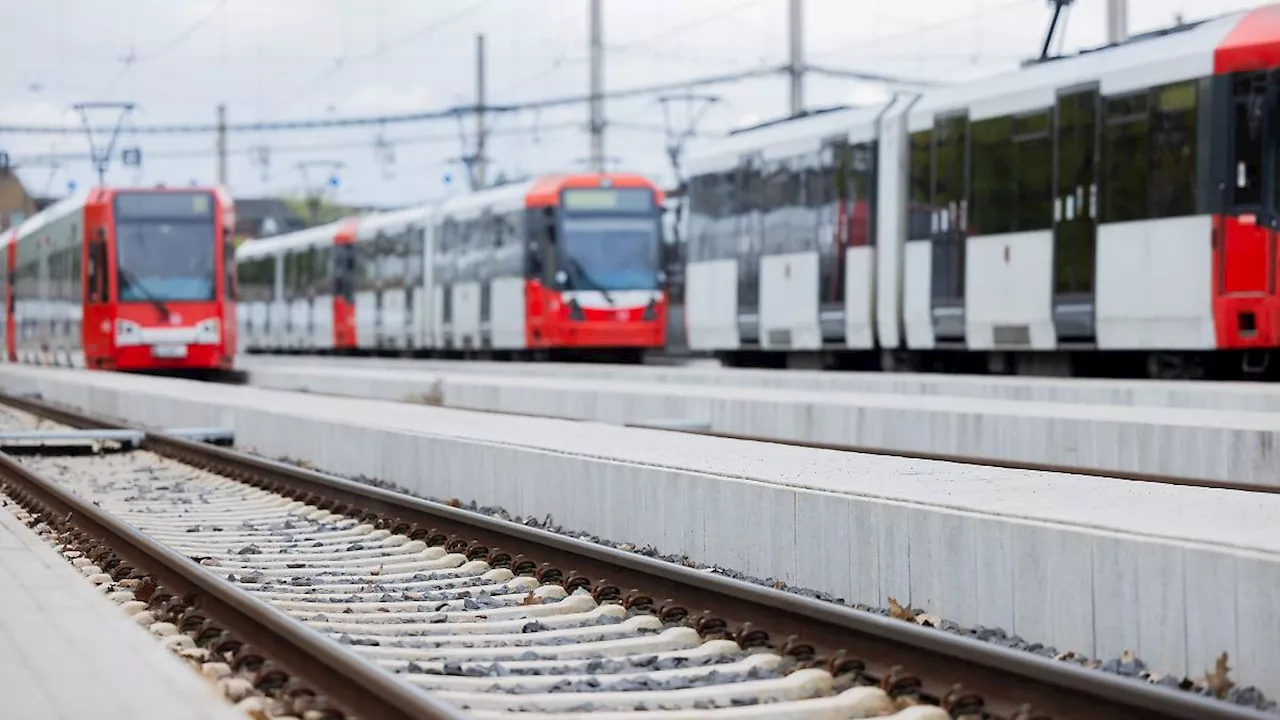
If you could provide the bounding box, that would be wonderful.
[152,343,188,359]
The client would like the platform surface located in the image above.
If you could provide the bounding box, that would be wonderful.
[246,361,1280,486]
[0,502,243,720]
[242,353,1280,411]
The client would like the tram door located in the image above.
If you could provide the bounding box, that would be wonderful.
[83,229,110,364]
[929,112,968,342]
[1221,72,1277,295]
[1052,86,1100,341]
[1215,70,1280,346]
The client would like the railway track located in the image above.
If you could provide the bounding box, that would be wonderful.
[0,391,1269,720]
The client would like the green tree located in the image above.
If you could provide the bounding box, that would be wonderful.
[282,195,353,227]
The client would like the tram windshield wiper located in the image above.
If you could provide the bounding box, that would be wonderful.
[563,256,615,306]
[118,267,172,321]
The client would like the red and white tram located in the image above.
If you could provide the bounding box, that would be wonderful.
[680,4,1280,379]
[236,173,667,361]
[0,187,238,375]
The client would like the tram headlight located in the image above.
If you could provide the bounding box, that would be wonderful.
[115,319,142,345]
[195,318,221,344]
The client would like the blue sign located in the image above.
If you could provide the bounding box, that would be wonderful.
[67,180,77,193]
[443,172,453,186]
[328,174,340,189]
[121,147,142,167]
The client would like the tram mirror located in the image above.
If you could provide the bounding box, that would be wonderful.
[554,270,568,287]
[657,270,667,284]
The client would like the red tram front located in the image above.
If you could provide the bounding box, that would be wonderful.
[523,175,668,356]
[5,186,237,374]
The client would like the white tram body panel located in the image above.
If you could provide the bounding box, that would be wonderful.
[1095,215,1216,349]
[900,10,1236,354]
[680,6,1260,366]
[682,105,885,353]
[353,206,431,351]
[13,191,91,368]
[432,181,531,352]
[873,94,916,352]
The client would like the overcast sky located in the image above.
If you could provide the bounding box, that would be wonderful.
[0,0,1264,208]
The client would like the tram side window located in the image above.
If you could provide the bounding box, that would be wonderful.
[259,257,273,301]
[793,151,822,253]
[686,169,741,263]
[810,146,836,212]
[933,115,968,234]
[356,240,378,293]
[473,214,498,285]
[970,117,1014,236]
[736,157,764,307]
[522,211,547,278]
[908,130,932,240]
[49,249,64,302]
[760,157,801,255]
[493,212,523,278]
[295,250,311,299]
[850,142,875,247]
[313,246,331,296]
[1148,82,1197,218]
[435,220,454,286]
[1101,80,1198,222]
[686,173,719,262]
[236,258,254,301]
[1014,111,1053,232]
[87,240,107,303]
[1102,94,1149,223]
[333,246,355,300]
[378,232,406,290]
[454,219,475,285]
[300,249,315,298]
[406,227,425,287]
[236,258,252,301]
[281,252,295,301]
[61,246,75,301]
[286,251,300,299]
[71,240,82,299]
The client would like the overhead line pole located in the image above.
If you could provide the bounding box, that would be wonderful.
[1106,0,1127,45]
[216,104,227,187]
[475,34,487,190]
[588,0,605,173]
[788,0,804,117]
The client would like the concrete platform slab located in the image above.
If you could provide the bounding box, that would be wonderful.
[3,364,1279,695]
[242,354,1280,411]
[246,363,1280,487]
[0,498,244,720]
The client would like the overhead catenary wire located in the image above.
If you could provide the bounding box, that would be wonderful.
[5,120,719,168]
[277,0,496,109]
[1,62,934,136]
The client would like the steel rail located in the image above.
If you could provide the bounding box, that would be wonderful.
[632,425,1279,495]
[0,407,469,720]
[0,390,1272,720]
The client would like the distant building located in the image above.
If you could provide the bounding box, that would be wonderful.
[0,170,37,232]
[231,197,306,244]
